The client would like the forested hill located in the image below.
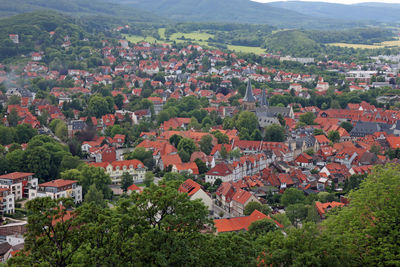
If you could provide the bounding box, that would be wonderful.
[269,1,400,23]
[0,0,163,24]
[109,0,367,30]
[0,12,99,62]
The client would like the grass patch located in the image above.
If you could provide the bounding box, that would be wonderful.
[123,34,158,44]
[328,38,400,49]
[227,45,266,54]
[158,28,166,39]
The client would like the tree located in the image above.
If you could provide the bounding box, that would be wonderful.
[244,202,271,216]
[7,107,19,127]
[212,130,229,144]
[55,121,68,141]
[251,129,262,141]
[85,184,105,207]
[248,219,278,235]
[264,124,285,142]
[126,147,154,169]
[313,128,324,136]
[0,125,15,145]
[199,135,213,155]
[169,134,183,148]
[286,203,308,227]
[281,188,305,207]
[144,171,154,187]
[220,145,228,160]
[194,158,208,174]
[10,198,80,267]
[324,164,400,266]
[114,94,124,110]
[236,111,258,134]
[121,172,133,192]
[327,130,340,143]
[299,112,316,125]
[340,121,353,133]
[61,165,112,199]
[15,123,37,144]
[177,138,196,160]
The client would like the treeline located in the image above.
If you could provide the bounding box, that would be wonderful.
[306,27,395,45]
[8,164,400,266]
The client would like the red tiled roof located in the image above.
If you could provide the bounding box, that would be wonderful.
[0,172,34,180]
[315,201,344,216]
[40,179,78,188]
[214,210,283,233]
[206,163,233,177]
[178,179,201,196]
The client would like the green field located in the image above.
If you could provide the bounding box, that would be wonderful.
[124,30,267,55]
[228,45,266,54]
[328,37,400,49]
[123,34,158,44]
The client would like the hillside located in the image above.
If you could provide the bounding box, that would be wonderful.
[264,30,322,57]
[0,0,163,23]
[269,1,400,23]
[0,12,96,62]
[117,0,366,29]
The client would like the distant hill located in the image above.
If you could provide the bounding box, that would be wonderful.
[264,30,322,57]
[0,0,163,24]
[269,1,400,23]
[118,0,367,29]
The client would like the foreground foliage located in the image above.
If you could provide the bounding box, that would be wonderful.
[9,165,400,266]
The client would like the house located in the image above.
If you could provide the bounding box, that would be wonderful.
[111,134,126,148]
[0,188,15,215]
[0,242,12,262]
[230,188,260,217]
[127,184,142,194]
[314,135,330,147]
[315,201,344,219]
[178,179,213,211]
[161,117,191,130]
[0,172,38,200]
[172,162,199,175]
[89,144,116,163]
[29,179,82,204]
[214,210,282,233]
[90,159,146,184]
[205,163,234,184]
[295,153,313,168]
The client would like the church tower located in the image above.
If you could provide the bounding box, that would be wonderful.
[260,88,268,107]
[243,79,256,111]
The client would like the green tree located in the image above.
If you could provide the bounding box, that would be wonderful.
[286,203,308,227]
[121,172,133,192]
[177,138,196,161]
[0,125,15,145]
[7,107,19,127]
[251,129,262,141]
[244,201,271,216]
[264,124,285,142]
[327,130,340,143]
[55,121,68,141]
[248,218,278,235]
[313,128,324,136]
[340,121,353,133]
[299,112,316,125]
[144,171,154,187]
[195,158,208,174]
[199,134,213,155]
[85,184,105,207]
[61,165,112,199]
[236,111,258,134]
[281,188,305,207]
[212,130,229,144]
[169,134,183,148]
[126,147,153,169]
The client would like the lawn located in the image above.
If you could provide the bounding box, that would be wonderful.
[328,37,400,49]
[158,28,166,39]
[227,45,266,54]
[123,34,158,44]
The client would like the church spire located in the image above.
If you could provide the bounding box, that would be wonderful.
[260,89,268,107]
[243,78,256,102]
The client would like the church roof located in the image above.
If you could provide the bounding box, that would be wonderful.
[243,79,256,102]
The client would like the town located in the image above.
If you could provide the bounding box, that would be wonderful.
[1,6,400,266]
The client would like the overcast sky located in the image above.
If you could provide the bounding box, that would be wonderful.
[253,0,400,4]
